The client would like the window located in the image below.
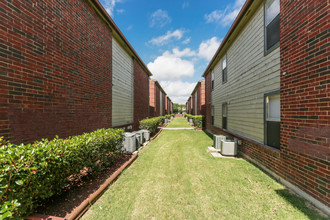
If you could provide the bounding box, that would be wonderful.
[222,55,227,83]
[211,106,214,125]
[264,91,280,149]
[211,71,214,90]
[265,0,280,53]
[222,102,227,129]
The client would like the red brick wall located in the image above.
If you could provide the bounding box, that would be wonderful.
[162,91,166,116]
[205,73,212,129]
[155,86,160,116]
[200,80,206,115]
[164,95,168,114]
[197,87,201,115]
[280,0,329,206]
[149,81,161,117]
[149,80,155,116]
[191,94,195,115]
[133,60,149,130]
[0,0,113,143]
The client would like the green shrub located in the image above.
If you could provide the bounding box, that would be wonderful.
[171,114,175,117]
[192,115,205,128]
[139,116,163,135]
[165,114,171,119]
[184,114,204,128]
[0,128,124,219]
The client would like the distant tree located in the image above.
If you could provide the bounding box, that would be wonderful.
[173,103,179,113]
[173,104,185,114]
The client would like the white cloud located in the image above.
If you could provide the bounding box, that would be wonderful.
[149,29,185,46]
[150,9,172,28]
[182,37,191,44]
[198,37,221,61]
[182,2,189,9]
[116,9,125,14]
[172,47,196,57]
[104,0,122,17]
[204,0,245,26]
[147,50,194,81]
[159,80,196,104]
[126,25,133,31]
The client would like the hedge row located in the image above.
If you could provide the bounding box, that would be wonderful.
[184,113,205,128]
[139,114,174,135]
[0,128,124,219]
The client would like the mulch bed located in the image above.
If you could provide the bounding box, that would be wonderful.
[34,154,132,218]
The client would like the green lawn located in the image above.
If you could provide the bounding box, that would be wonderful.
[166,117,191,128]
[82,129,326,219]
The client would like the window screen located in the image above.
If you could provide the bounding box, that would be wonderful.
[211,106,214,125]
[222,102,227,129]
[266,94,280,121]
[222,56,227,83]
[265,0,280,52]
[211,71,214,90]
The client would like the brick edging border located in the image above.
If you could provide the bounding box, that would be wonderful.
[27,153,138,220]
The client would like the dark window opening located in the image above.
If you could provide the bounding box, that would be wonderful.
[265,92,280,149]
[265,0,280,53]
[222,102,227,129]
[222,56,227,83]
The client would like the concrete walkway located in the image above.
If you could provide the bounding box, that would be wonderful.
[162,127,194,130]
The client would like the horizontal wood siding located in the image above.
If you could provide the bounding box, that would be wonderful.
[112,38,134,126]
[211,4,280,143]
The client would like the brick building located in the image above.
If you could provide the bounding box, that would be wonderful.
[203,0,329,213]
[186,80,205,115]
[0,0,153,143]
[149,79,167,117]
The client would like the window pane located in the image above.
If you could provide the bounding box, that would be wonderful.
[222,68,227,83]
[222,103,227,117]
[222,56,226,69]
[267,94,280,121]
[266,15,280,50]
[265,0,280,26]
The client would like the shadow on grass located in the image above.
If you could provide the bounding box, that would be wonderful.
[244,159,328,219]
[202,130,213,139]
[275,189,328,219]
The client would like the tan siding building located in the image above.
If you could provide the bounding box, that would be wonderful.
[211,3,280,143]
[112,37,134,126]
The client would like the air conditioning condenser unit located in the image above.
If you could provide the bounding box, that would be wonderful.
[122,133,136,153]
[221,140,237,156]
[140,129,150,141]
[213,135,226,150]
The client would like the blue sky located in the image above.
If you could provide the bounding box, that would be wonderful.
[99,0,245,104]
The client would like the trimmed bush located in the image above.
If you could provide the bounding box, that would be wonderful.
[184,114,205,128]
[192,115,205,128]
[139,116,163,135]
[0,128,124,219]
